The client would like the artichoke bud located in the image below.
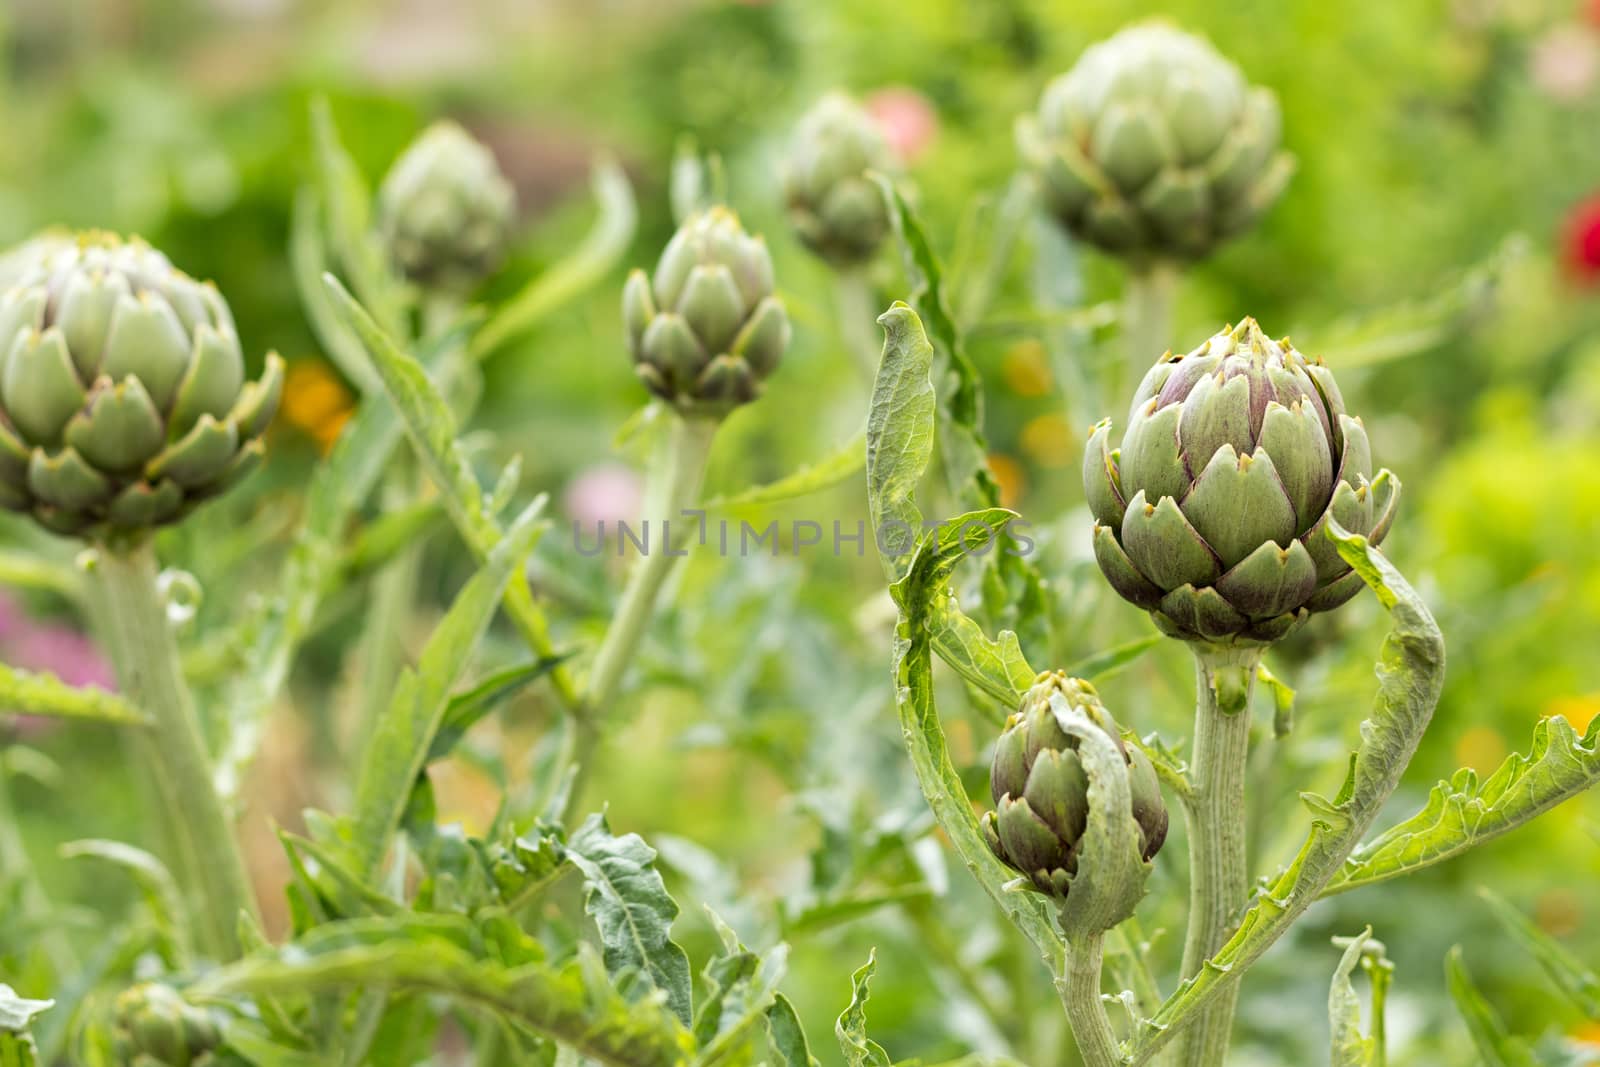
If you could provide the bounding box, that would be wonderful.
[377,120,516,290]
[1085,318,1399,646]
[982,672,1168,902]
[781,93,895,266]
[1020,22,1294,264]
[112,983,220,1067]
[624,207,790,415]
[0,232,281,538]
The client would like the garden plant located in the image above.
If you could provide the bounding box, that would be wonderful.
[2,5,1600,1067]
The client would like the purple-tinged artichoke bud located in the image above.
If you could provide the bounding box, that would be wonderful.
[377,120,516,290]
[982,672,1168,901]
[1085,318,1399,645]
[111,983,220,1067]
[1018,22,1293,264]
[0,233,282,538]
[622,207,790,415]
[781,92,895,266]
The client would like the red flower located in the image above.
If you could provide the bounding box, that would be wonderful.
[1589,0,1600,29]
[1565,196,1600,283]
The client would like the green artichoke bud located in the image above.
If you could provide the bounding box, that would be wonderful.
[377,120,516,290]
[982,672,1168,900]
[622,207,790,414]
[0,233,282,537]
[1085,319,1399,645]
[781,93,894,266]
[1018,22,1293,263]
[112,983,220,1067]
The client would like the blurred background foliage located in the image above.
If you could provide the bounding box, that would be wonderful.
[2,0,1599,1063]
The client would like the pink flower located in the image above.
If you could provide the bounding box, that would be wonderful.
[1564,195,1600,284]
[865,87,939,163]
[9,627,116,690]
[1530,25,1600,102]
[563,462,644,532]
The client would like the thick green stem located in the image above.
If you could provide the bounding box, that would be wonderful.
[835,267,883,380]
[84,539,256,960]
[1120,262,1180,393]
[1058,934,1121,1067]
[1175,646,1259,1067]
[565,414,718,822]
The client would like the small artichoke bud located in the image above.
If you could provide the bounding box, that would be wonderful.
[1086,318,1399,645]
[1018,22,1294,264]
[0,233,282,538]
[377,120,516,290]
[623,207,790,415]
[112,983,220,1067]
[781,93,895,266]
[982,672,1168,901]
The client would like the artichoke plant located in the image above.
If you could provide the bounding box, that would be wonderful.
[377,120,516,290]
[0,233,282,537]
[982,672,1168,899]
[782,93,894,266]
[1018,22,1293,263]
[622,207,790,414]
[111,983,220,1067]
[1084,318,1398,645]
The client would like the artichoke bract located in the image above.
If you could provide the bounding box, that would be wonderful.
[112,983,221,1067]
[982,672,1168,900]
[782,92,894,266]
[0,233,282,538]
[1018,23,1293,263]
[377,120,516,290]
[1085,319,1398,645]
[623,207,790,414]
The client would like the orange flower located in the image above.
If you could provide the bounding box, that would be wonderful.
[1453,726,1506,773]
[1020,413,1075,468]
[986,453,1026,508]
[281,359,354,453]
[1545,693,1600,735]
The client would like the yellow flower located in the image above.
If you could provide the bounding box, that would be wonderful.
[281,359,354,454]
[986,453,1026,508]
[1545,694,1600,736]
[1453,726,1506,773]
[1020,413,1075,468]
[1001,340,1053,397]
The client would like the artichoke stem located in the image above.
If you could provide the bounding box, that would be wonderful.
[1057,933,1122,1067]
[1175,644,1259,1067]
[1120,261,1180,396]
[83,538,257,961]
[834,266,882,380]
[568,413,719,822]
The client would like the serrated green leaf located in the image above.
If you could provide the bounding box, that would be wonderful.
[834,951,890,1067]
[473,159,637,360]
[692,914,790,1067]
[351,497,548,874]
[566,815,694,1027]
[0,663,147,725]
[887,509,1064,972]
[765,994,815,1067]
[59,839,190,967]
[1129,529,1444,1064]
[1323,715,1600,897]
[198,920,693,1067]
[1444,947,1540,1067]
[1478,889,1600,1019]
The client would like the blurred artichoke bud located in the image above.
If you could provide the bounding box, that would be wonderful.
[982,672,1168,900]
[1018,22,1293,263]
[0,232,74,290]
[1085,319,1399,645]
[112,984,220,1067]
[781,93,894,266]
[623,207,790,414]
[377,120,516,290]
[0,233,282,538]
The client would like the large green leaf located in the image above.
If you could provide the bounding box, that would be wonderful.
[1322,714,1600,897]
[1479,889,1600,1019]
[0,664,146,726]
[472,159,637,360]
[198,919,693,1067]
[1127,527,1444,1064]
[888,509,1064,972]
[834,952,890,1067]
[566,815,694,1027]
[350,498,547,874]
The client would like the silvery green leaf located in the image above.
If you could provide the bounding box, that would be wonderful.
[834,951,891,1067]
